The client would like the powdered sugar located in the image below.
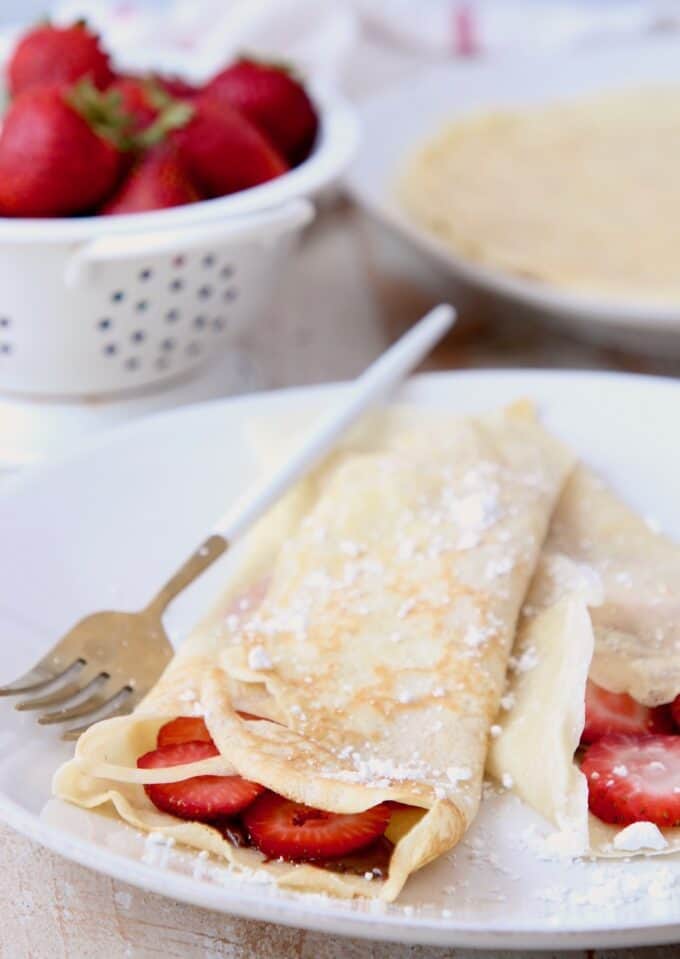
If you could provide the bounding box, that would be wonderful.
[446,766,472,786]
[247,645,273,671]
[613,822,668,852]
[508,645,539,673]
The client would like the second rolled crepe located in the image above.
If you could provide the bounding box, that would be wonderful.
[54,402,572,901]
[488,466,680,855]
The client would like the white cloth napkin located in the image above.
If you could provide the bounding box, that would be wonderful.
[52,0,356,86]
[39,0,680,99]
[351,0,680,58]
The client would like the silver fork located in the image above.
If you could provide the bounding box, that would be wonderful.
[0,305,454,741]
[0,536,227,739]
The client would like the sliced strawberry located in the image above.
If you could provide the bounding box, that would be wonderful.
[157,712,274,748]
[242,792,391,861]
[672,695,680,730]
[581,679,673,745]
[581,734,680,828]
[236,710,270,722]
[157,716,213,747]
[137,741,264,820]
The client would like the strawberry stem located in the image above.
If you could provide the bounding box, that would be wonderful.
[66,77,195,152]
[135,99,195,149]
[66,78,136,150]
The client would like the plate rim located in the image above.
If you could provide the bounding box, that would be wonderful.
[2,368,680,948]
[2,791,680,950]
[3,366,679,502]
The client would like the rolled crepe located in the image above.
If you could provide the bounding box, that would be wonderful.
[488,466,680,856]
[54,403,572,900]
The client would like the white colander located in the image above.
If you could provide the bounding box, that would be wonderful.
[0,93,357,398]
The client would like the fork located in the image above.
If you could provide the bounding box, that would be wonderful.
[0,304,455,740]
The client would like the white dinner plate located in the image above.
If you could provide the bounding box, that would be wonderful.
[345,38,680,353]
[0,370,679,950]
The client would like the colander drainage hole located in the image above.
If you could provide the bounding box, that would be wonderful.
[97,318,112,331]
[131,330,145,344]
[161,338,175,351]
[111,290,124,303]
[223,287,239,302]
[0,342,11,355]
[135,300,148,312]
[165,309,180,323]
[220,265,234,279]
[139,268,152,282]
[212,316,226,332]
[172,255,185,269]
[193,315,206,329]
[202,253,216,268]
[0,317,10,328]
[103,343,117,356]
[124,357,139,371]
[170,279,184,292]
[198,285,213,300]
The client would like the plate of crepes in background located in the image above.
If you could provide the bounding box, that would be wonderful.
[0,369,679,950]
[346,38,680,353]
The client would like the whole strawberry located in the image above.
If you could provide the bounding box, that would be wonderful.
[108,77,160,132]
[102,145,200,215]
[204,58,318,164]
[0,85,122,217]
[173,95,287,197]
[153,74,199,101]
[7,21,114,97]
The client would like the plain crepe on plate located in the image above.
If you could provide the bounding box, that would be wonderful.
[397,86,680,304]
[54,402,572,901]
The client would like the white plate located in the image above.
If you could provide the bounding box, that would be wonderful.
[0,370,679,950]
[345,39,680,352]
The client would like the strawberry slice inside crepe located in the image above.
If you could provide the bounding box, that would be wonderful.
[581,734,680,828]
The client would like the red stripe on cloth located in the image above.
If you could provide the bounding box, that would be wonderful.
[452,3,479,57]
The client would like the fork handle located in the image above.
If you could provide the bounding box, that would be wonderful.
[145,535,228,616]
[212,305,456,543]
[144,306,454,617]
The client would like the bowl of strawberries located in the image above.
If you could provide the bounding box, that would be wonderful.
[0,20,357,396]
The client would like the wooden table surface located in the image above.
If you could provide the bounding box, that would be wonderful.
[2,200,679,958]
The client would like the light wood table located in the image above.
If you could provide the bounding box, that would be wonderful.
[2,200,678,958]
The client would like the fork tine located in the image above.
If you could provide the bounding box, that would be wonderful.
[38,684,118,726]
[0,663,72,696]
[61,687,141,741]
[15,666,104,712]
[37,679,122,725]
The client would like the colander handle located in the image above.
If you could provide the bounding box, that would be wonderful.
[63,199,314,288]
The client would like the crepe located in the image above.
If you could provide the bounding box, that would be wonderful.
[54,402,573,901]
[397,86,680,303]
[488,466,680,856]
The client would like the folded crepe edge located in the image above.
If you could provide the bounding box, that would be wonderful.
[487,594,680,857]
[53,673,467,902]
